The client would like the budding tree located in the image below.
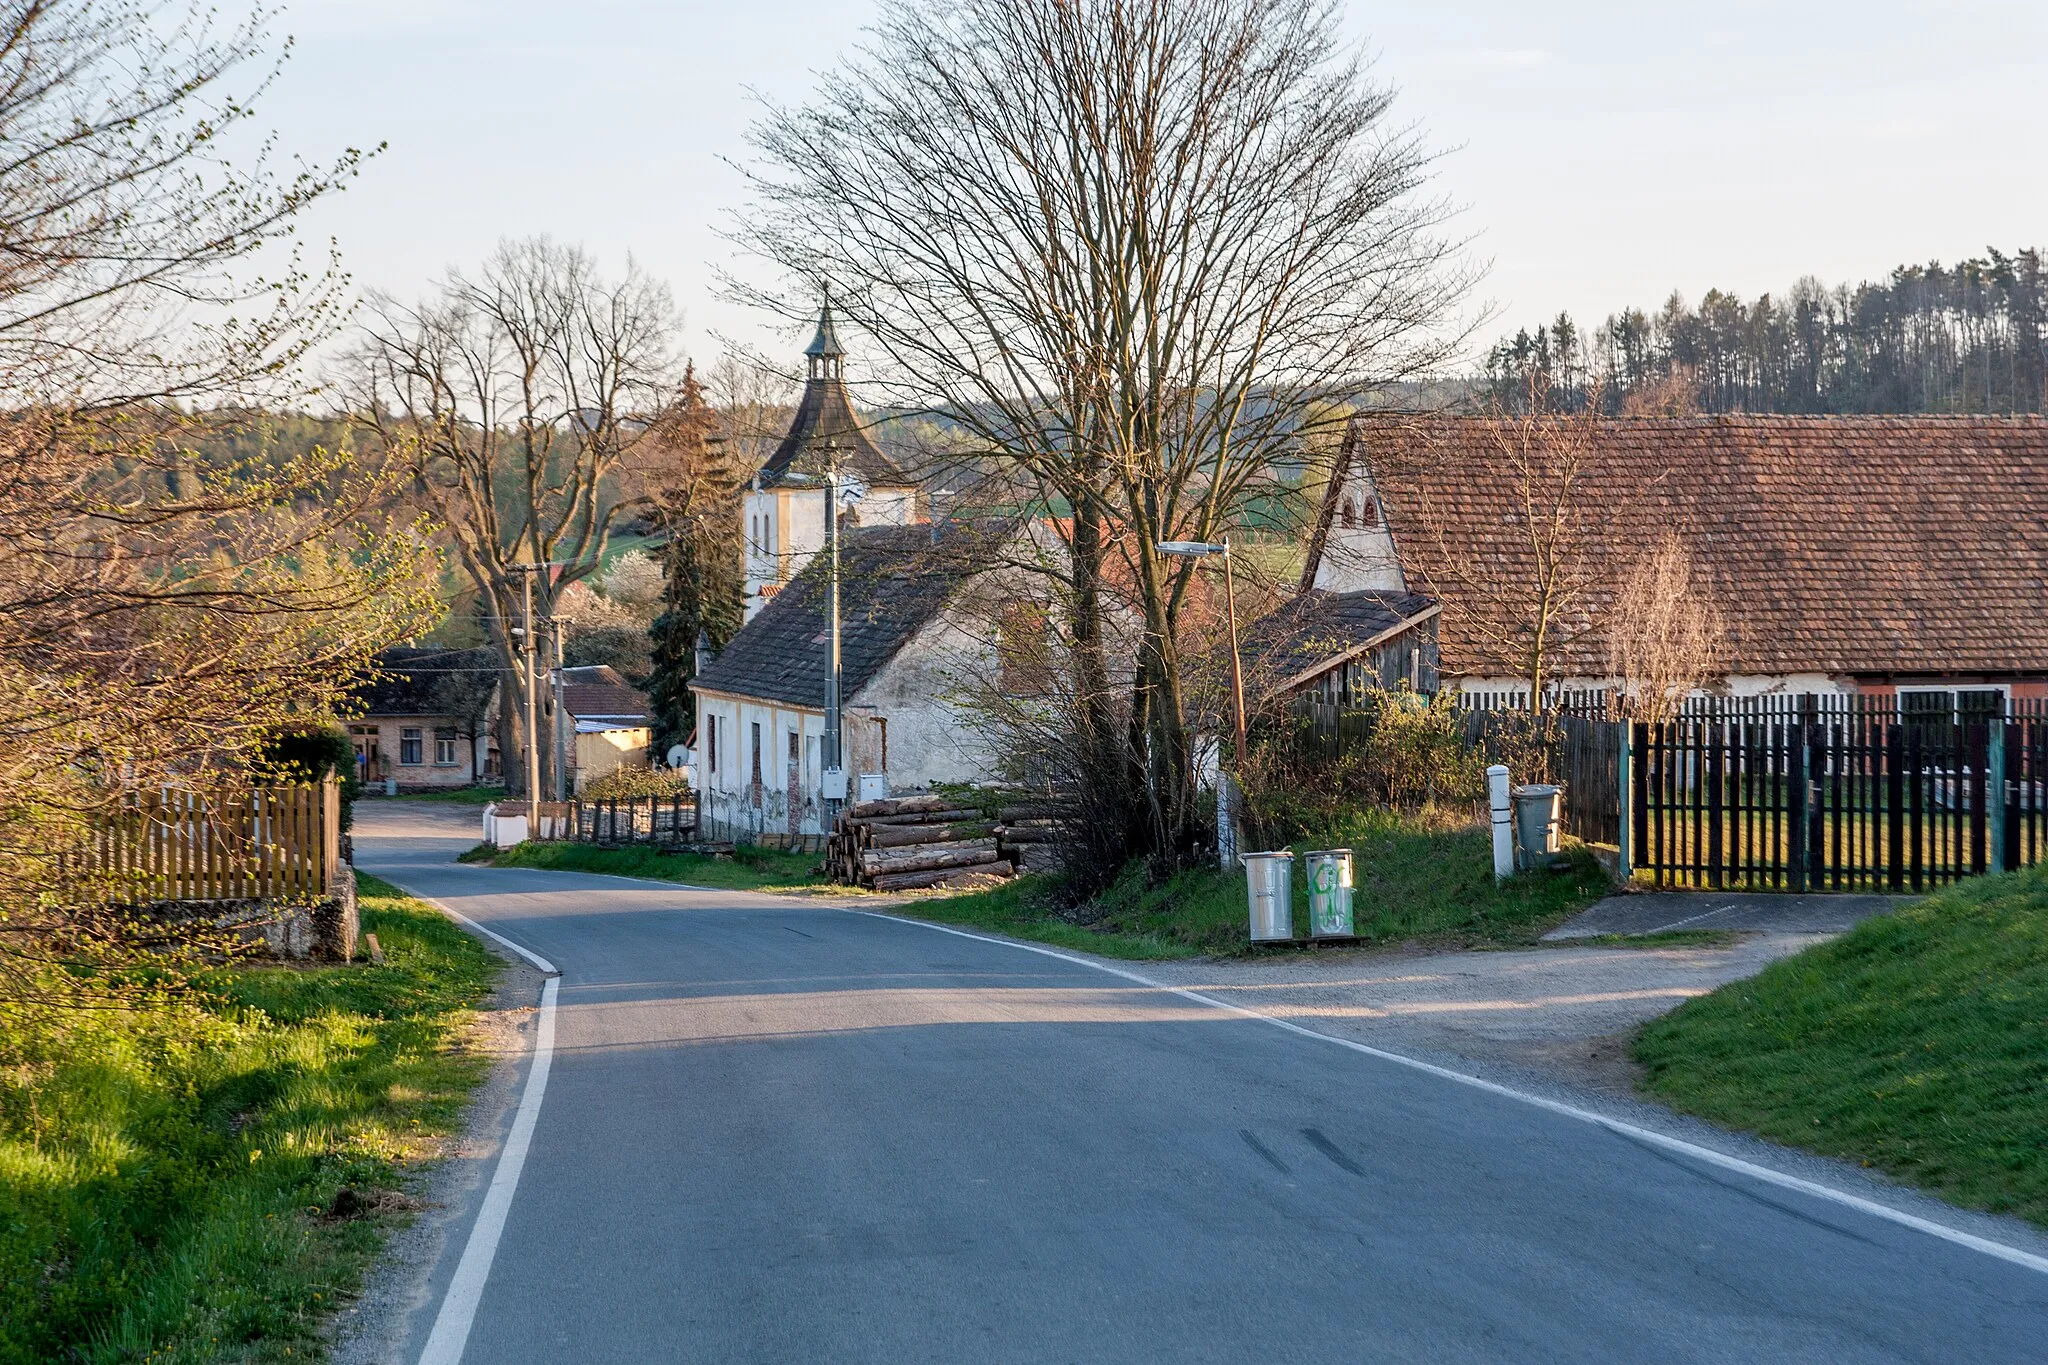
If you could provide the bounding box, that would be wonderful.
[0,0,431,988]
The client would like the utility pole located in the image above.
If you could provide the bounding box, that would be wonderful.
[550,617,569,802]
[822,439,845,824]
[511,565,543,806]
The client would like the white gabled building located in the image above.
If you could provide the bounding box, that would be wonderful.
[691,522,1011,844]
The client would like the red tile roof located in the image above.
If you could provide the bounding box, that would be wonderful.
[1354,414,2048,678]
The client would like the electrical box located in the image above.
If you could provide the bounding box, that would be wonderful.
[821,767,848,800]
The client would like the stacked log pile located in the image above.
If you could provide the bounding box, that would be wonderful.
[828,794,1015,891]
[994,805,1067,875]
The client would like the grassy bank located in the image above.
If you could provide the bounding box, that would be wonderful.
[1635,866,2048,1227]
[905,810,1609,960]
[0,874,498,1364]
[470,839,829,893]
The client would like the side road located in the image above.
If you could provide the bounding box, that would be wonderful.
[342,802,2048,1364]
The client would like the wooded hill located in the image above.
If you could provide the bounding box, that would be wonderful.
[1484,247,2047,416]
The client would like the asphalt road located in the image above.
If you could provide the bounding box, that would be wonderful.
[356,814,2048,1364]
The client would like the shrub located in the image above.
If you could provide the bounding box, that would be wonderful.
[580,766,693,801]
[1242,688,1486,843]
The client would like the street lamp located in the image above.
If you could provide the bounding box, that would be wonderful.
[781,439,850,819]
[1157,539,1248,767]
[1159,538,1248,869]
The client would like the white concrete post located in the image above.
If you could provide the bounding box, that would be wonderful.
[1487,764,1514,883]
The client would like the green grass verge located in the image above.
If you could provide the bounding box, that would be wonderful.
[471,839,830,893]
[904,810,1611,960]
[1635,865,2048,1227]
[0,873,498,1363]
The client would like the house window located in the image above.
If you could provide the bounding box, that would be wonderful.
[750,721,762,786]
[877,717,888,772]
[435,727,460,765]
[788,729,800,767]
[399,727,423,765]
[1339,499,1357,528]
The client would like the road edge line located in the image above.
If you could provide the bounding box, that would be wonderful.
[845,907,2048,1280]
[377,881,561,1365]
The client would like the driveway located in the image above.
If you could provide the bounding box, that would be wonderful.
[344,805,2048,1364]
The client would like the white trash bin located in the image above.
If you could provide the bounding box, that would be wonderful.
[1512,784,1562,870]
[1243,851,1296,943]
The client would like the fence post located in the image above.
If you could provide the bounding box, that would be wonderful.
[1988,723,2008,873]
[1790,725,1810,894]
[1615,721,1633,883]
[320,773,342,893]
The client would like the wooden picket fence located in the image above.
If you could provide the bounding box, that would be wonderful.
[62,776,343,905]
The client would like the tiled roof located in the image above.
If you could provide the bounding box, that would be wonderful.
[691,523,990,709]
[1239,589,1438,698]
[549,665,650,722]
[354,647,498,717]
[1356,414,2048,677]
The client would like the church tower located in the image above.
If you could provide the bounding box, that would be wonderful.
[741,298,921,622]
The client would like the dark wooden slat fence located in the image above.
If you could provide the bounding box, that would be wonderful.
[1283,690,2048,891]
[571,795,699,846]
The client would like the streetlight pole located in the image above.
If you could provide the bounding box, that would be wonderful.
[1157,538,1249,865]
[512,565,543,807]
[1220,538,1248,769]
[550,617,569,801]
[821,440,845,823]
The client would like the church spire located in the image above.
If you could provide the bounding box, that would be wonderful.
[804,290,845,380]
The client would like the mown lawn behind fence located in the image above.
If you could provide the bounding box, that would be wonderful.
[0,874,497,1364]
[1635,864,2048,1228]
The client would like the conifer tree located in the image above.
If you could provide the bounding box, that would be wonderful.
[647,364,746,753]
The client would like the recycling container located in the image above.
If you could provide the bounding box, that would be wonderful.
[1512,783,1562,870]
[1242,851,1296,942]
[1304,849,1356,939]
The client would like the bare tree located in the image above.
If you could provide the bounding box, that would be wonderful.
[1604,528,1724,721]
[0,0,429,989]
[1389,379,1623,713]
[348,240,681,796]
[732,0,1472,864]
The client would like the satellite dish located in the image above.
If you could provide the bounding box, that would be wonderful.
[666,744,690,769]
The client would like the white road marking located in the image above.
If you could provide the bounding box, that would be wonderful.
[378,885,560,1365]
[849,908,2048,1280]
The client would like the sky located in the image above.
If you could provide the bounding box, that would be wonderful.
[263,0,2048,371]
